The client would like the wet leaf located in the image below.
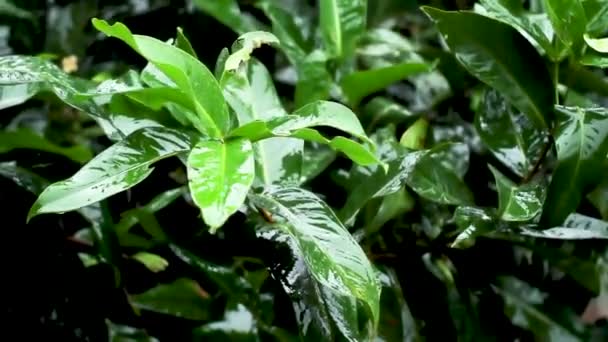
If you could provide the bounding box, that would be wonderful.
[365,188,415,234]
[187,138,255,231]
[522,213,608,239]
[423,7,554,129]
[131,278,210,320]
[489,165,545,221]
[452,206,497,249]
[92,19,231,138]
[319,0,366,61]
[250,186,381,329]
[340,62,434,107]
[192,0,265,34]
[28,127,192,219]
[541,106,608,227]
[193,303,258,340]
[300,143,336,184]
[222,31,279,73]
[0,128,92,163]
[377,267,419,342]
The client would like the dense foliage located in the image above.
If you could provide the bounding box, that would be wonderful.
[2,0,608,340]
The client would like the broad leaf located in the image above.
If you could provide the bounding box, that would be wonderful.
[542,0,587,55]
[489,165,545,221]
[92,19,231,138]
[542,106,608,227]
[0,83,40,109]
[249,186,381,329]
[452,206,497,249]
[422,7,554,129]
[192,0,265,34]
[28,127,192,219]
[475,88,549,177]
[584,34,608,53]
[340,61,434,107]
[584,0,608,35]
[0,128,92,163]
[187,138,255,231]
[294,50,333,107]
[580,52,608,68]
[319,0,366,60]
[522,213,608,239]
[131,278,210,320]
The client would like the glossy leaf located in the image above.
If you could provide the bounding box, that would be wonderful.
[187,138,255,231]
[340,61,434,107]
[300,143,337,184]
[584,0,608,35]
[475,88,548,177]
[28,127,192,219]
[0,83,40,109]
[193,303,258,340]
[319,0,366,60]
[452,206,497,249]
[192,0,265,34]
[0,128,92,163]
[92,19,231,138]
[0,161,48,195]
[541,106,608,227]
[423,7,554,129]
[250,186,381,329]
[131,278,210,320]
[522,213,608,239]
[489,165,545,221]
[580,52,608,68]
[584,34,608,53]
[542,0,587,55]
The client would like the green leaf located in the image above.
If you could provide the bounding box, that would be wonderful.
[0,128,92,163]
[0,83,40,109]
[340,61,435,107]
[107,321,159,342]
[475,88,549,177]
[494,276,586,340]
[0,0,33,20]
[489,165,545,221]
[0,161,48,195]
[187,138,255,231]
[452,206,497,249]
[365,188,415,234]
[477,0,563,60]
[28,127,192,219]
[300,143,337,184]
[584,34,608,53]
[588,178,608,220]
[92,19,231,138]
[543,0,587,55]
[222,31,279,73]
[229,101,378,166]
[522,213,608,239]
[193,303,258,340]
[250,186,381,329]
[580,52,608,68]
[400,118,429,150]
[377,267,419,342]
[131,278,210,320]
[422,7,554,129]
[295,50,333,108]
[584,0,608,35]
[319,0,366,60]
[175,27,197,58]
[192,0,265,34]
[542,106,608,227]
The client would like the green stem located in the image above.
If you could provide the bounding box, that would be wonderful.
[554,62,560,106]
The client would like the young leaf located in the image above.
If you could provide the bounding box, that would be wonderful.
[250,186,381,329]
[475,88,549,177]
[340,61,435,107]
[489,165,545,221]
[175,27,197,58]
[422,7,554,129]
[542,106,608,227]
[28,127,192,219]
[319,0,366,60]
[92,19,231,138]
[542,0,587,55]
[187,138,255,231]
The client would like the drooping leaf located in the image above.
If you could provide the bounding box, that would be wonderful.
[249,186,381,329]
[319,0,367,61]
[131,278,210,320]
[192,0,265,34]
[541,106,608,227]
[187,138,255,231]
[222,31,279,73]
[489,165,545,221]
[0,128,92,163]
[475,88,549,177]
[92,19,231,138]
[340,61,435,107]
[28,127,192,219]
[422,7,554,129]
[542,0,587,55]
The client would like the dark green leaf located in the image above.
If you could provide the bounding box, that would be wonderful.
[452,206,497,249]
[300,143,337,184]
[584,0,608,35]
[475,89,549,177]
[542,0,587,55]
[319,0,366,61]
[580,52,608,68]
[131,278,210,320]
[0,0,33,20]
[588,179,608,220]
[377,267,419,342]
[92,19,231,138]
[542,106,608,227]
[489,165,545,221]
[192,0,265,34]
[187,138,255,231]
[422,7,554,129]
[340,62,434,107]
[28,127,192,219]
[250,186,381,328]
[0,128,92,163]
[294,50,333,108]
[0,161,48,195]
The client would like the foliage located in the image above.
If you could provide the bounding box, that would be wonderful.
[2,0,608,340]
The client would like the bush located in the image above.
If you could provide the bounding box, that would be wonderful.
[2,0,608,340]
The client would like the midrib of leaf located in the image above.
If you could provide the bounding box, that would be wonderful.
[460,35,548,129]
